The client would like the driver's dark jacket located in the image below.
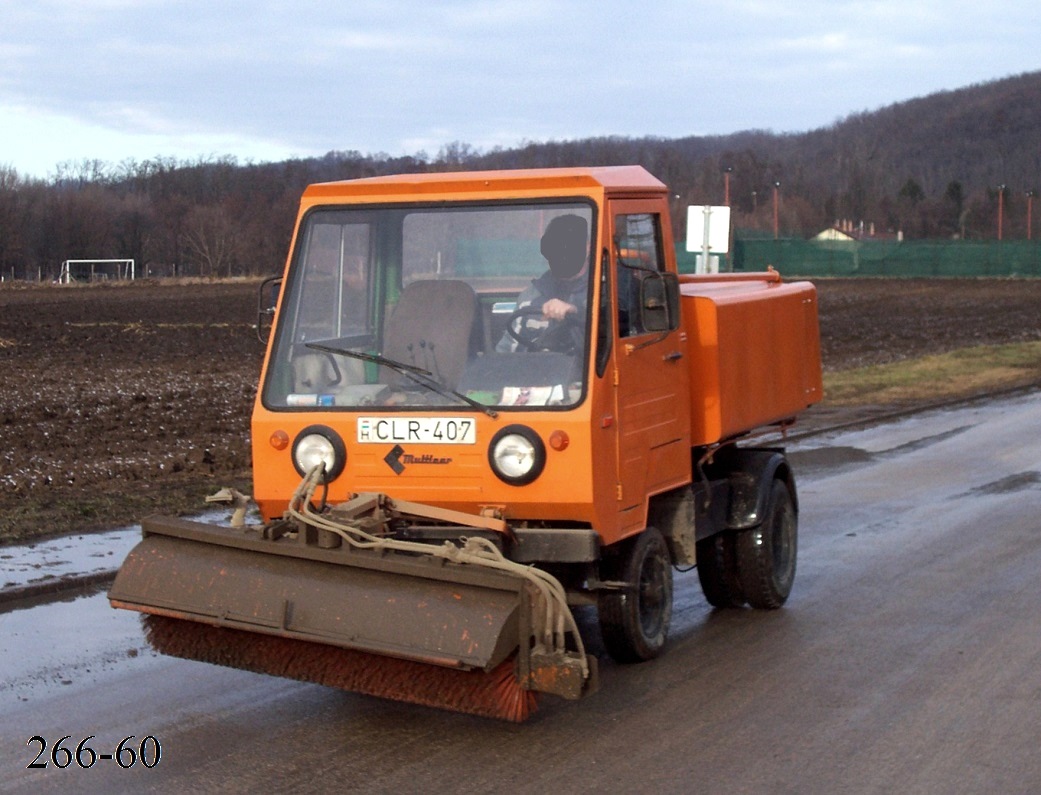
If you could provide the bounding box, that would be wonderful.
[496,271,588,353]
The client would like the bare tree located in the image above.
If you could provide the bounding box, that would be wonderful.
[182,204,242,278]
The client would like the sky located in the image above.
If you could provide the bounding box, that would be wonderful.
[2,0,1039,180]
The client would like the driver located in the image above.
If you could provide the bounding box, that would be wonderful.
[497,213,589,352]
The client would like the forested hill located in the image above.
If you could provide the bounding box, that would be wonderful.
[2,71,1039,280]
[466,70,1041,240]
[792,70,1041,222]
[493,69,1041,194]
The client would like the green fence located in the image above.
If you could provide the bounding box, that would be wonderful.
[675,238,1041,277]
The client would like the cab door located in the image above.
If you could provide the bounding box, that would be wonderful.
[609,201,692,533]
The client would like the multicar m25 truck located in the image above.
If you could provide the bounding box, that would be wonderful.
[110,166,822,721]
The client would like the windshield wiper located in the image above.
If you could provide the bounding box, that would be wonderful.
[306,341,432,376]
[305,341,498,418]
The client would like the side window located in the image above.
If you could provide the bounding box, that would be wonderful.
[614,213,665,338]
[295,220,372,341]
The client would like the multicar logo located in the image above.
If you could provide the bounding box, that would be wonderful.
[383,444,453,475]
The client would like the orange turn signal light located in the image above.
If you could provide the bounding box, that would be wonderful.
[549,430,569,451]
[270,430,289,450]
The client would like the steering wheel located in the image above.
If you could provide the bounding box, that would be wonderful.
[506,305,581,353]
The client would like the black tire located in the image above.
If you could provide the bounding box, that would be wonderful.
[736,479,797,609]
[696,532,746,608]
[599,527,673,663]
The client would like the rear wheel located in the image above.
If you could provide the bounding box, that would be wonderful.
[599,527,673,663]
[696,532,746,608]
[736,479,797,609]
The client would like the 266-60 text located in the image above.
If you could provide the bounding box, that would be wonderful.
[26,735,161,769]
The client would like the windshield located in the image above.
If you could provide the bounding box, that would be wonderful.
[263,200,595,411]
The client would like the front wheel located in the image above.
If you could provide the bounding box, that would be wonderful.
[736,479,797,609]
[599,527,673,663]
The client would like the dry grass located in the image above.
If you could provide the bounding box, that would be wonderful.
[823,341,1041,406]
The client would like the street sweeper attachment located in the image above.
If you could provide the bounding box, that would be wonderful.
[109,467,596,722]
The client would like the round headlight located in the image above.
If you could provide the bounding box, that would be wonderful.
[292,425,346,482]
[488,425,545,485]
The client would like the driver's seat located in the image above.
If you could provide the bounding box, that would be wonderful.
[382,279,477,388]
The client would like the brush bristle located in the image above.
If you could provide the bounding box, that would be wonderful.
[144,614,538,722]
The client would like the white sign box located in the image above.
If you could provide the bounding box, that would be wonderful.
[686,205,732,254]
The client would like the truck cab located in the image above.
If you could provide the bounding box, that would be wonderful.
[253,166,691,549]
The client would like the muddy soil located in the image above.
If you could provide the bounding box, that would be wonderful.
[2,277,1040,543]
[0,280,262,542]
[815,277,1041,370]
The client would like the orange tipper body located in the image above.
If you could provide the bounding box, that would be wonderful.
[110,165,823,720]
[680,272,823,445]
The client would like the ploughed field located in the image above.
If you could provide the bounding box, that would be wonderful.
[2,277,1040,543]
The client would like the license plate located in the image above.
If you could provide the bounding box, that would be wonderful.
[356,417,476,445]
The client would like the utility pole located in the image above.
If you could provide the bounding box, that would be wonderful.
[773,181,781,239]
[997,185,1006,241]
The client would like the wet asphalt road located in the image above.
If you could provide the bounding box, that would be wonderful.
[3,391,1040,794]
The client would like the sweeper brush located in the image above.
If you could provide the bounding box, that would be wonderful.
[144,614,539,722]
[109,474,595,721]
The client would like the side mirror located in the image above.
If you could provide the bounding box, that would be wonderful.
[640,272,680,333]
[257,275,282,344]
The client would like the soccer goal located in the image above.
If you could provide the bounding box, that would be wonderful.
[59,259,135,283]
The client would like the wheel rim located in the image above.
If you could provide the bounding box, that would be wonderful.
[637,550,669,638]
[770,491,796,587]
[598,529,673,662]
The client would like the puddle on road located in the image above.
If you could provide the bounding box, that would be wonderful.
[789,419,979,478]
[0,528,140,592]
[0,590,154,709]
[0,509,240,595]
[965,471,1041,496]
[884,424,974,455]
[788,446,874,475]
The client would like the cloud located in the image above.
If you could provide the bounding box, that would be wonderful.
[1,0,1039,177]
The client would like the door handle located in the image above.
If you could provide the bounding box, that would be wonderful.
[663,351,683,362]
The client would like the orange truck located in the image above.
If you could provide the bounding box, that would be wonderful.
[110,165,822,721]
